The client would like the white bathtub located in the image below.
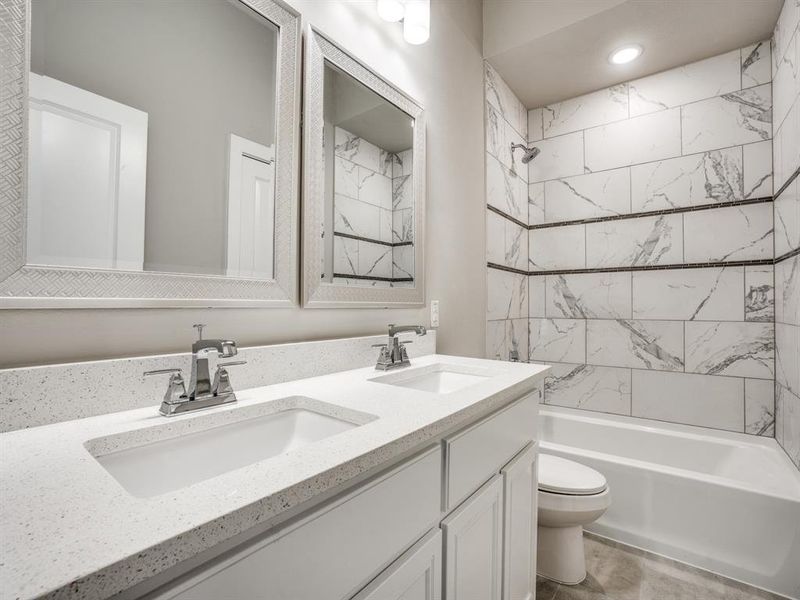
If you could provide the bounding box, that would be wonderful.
[539,406,800,599]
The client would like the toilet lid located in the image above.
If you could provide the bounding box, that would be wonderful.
[538,454,607,495]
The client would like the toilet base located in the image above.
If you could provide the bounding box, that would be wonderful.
[536,524,586,585]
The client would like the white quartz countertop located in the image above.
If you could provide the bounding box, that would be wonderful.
[0,354,548,600]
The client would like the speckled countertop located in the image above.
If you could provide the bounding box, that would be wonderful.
[0,354,548,600]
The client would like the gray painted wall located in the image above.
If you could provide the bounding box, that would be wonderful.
[31,0,278,275]
[1,0,486,368]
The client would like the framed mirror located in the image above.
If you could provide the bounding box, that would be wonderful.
[0,0,301,307]
[302,27,426,308]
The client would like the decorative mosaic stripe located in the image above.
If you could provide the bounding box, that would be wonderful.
[486,204,527,228]
[487,258,776,277]
[774,166,800,200]
[527,196,774,230]
[333,231,414,248]
[332,273,414,282]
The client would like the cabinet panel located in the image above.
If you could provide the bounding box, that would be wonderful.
[152,446,442,600]
[442,475,504,600]
[445,393,536,510]
[353,529,442,600]
[502,444,537,600]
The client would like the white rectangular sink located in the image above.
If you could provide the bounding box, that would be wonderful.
[370,363,495,394]
[87,399,372,498]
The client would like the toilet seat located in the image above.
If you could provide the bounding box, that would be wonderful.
[538,454,607,496]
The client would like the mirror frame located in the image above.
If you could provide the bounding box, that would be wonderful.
[301,26,426,309]
[0,0,301,308]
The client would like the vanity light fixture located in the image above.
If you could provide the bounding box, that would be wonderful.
[376,0,429,45]
[377,0,405,22]
[609,44,643,65]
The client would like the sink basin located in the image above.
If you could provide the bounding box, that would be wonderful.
[87,399,371,498]
[370,363,494,394]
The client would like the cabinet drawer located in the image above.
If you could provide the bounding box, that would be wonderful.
[152,446,442,600]
[445,391,537,510]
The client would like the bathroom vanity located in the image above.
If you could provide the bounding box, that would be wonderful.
[0,355,548,600]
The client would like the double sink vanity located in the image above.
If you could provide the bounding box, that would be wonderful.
[2,349,548,600]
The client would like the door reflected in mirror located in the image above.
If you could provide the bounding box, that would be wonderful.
[28,0,279,279]
[322,62,415,288]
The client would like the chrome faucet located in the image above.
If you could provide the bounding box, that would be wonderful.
[373,324,427,370]
[144,324,246,416]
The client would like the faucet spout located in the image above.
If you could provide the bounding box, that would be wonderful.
[388,324,427,338]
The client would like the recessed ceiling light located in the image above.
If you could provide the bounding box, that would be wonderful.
[609,45,643,65]
[377,0,405,22]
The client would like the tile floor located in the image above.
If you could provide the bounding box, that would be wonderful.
[536,534,784,600]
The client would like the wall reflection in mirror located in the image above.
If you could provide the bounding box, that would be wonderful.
[322,62,415,288]
[28,0,279,279]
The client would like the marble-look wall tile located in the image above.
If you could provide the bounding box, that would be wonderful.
[528,108,543,143]
[334,194,380,240]
[775,178,800,257]
[631,370,744,431]
[543,362,632,416]
[359,168,392,210]
[335,127,381,172]
[745,378,775,436]
[509,318,529,362]
[632,267,744,321]
[358,242,392,279]
[685,321,774,379]
[776,322,800,395]
[586,319,684,371]
[528,131,585,183]
[542,84,629,138]
[529,224,586,271]
[544,168,631,222]
[776,254,800,325]
[506,220,528,271]
[334,155,360,200]
[392,173,412,211]
[546,272,632,319]
[487,154,527,222]
[743,140,773,198]
[773,0,800,76]
[486,319,507,360]
[529,318,586,363]
[741,41,772,88]
[629,50,741,117]
[529,276,546,318]
[486,210,505,265]
[772,26,799,131]
[392,208,413,243]
[773,95,800,190]
[745,265,775,322]
[528,182,545,225]
[683,203,773,263]
[630,148,743,212]
[486,102,507,165]
[488,319,528,362]
[682,84,772,154]
[488,268,527,320]
[776,383,800,467]
[379,208,393,243]
[586,214,683,268]
[485,62,526,137]
[392,244,414,280]
[584,108,681,172]
[333,236,358,275]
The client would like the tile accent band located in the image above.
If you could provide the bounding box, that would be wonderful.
[488,259,777,277]
[775,246,800,264]
[486,204,527,228]
[333,231,414,247]
[526,196,774,230]
[332,273,414,283]
[774,166,800,200]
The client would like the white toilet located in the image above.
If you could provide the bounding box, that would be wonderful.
[537,453,611,585]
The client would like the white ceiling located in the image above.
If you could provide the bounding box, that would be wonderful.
[483,0,783,109]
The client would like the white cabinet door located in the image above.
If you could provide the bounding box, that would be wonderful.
[353,529,442,600]
[502,444,537,600]
[442,475,504,600]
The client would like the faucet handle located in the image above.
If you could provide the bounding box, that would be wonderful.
[193,323,206,340]
[371,343,388,348]
[220,340,238,358]
[144,368,186,404]
[213,361,247,396]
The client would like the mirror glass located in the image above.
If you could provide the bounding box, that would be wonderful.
[28,0,279,279]
[322,62,415,288]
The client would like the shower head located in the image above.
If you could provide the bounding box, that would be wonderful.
[510,143,541,164]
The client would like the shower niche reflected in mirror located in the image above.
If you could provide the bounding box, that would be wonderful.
[302,28,425,308]
[28,0,279,279]
[323,63,415,288]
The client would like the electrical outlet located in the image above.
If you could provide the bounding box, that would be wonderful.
[430,300,440,327]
